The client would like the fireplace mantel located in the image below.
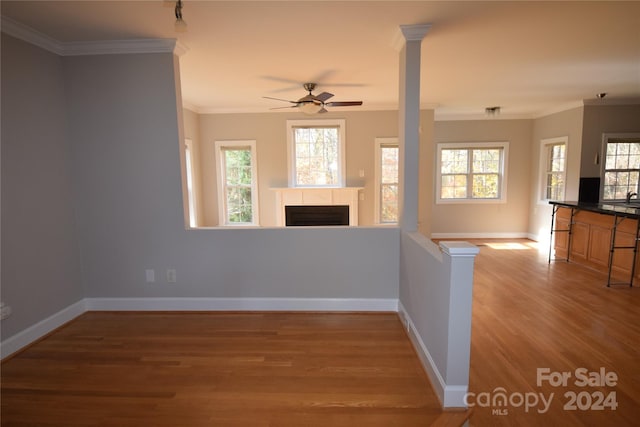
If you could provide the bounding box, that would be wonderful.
[271,187,363,226]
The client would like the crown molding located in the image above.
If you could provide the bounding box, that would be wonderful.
[1,15,187,57]
[391,24,432,51]
[1,16,64,55]
[434,112,535,122]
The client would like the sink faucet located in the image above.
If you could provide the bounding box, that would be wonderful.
[626,191,638,203]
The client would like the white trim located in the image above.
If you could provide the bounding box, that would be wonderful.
[600,132,640,202]
[1,16,64,55]
[398,302,468,408]
[374,137,399,224]
[286,119,346,188]
[431,232,530,239]
[0,300,86,360]
[84,297,398,312]
[62,39,186,57]
[214,140,260,226]
[1,16,185,56]
[538,136,569,203]
[184,139,199,227]
[435,141,509,204]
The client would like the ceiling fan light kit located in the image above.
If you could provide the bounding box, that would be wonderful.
[264,83,363,115]
[174,0,187,30]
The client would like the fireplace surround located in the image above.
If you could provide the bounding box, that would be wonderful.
[272,187,362,226]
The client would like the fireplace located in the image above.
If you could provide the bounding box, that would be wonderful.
[272,187,362,226]
[285,205,349,226]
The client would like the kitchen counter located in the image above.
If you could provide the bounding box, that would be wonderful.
[549,200,640,219]
[549,201,640,286]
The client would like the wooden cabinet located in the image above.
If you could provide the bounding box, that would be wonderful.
[553,207,640,281]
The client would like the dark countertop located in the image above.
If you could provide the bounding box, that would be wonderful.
[549,200,640,219]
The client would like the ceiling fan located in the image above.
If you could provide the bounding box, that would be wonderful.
[263,83,363,115]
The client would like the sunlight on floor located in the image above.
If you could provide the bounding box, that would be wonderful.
[485,241,537,250]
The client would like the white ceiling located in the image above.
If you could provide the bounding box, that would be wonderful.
[2,1,639,119]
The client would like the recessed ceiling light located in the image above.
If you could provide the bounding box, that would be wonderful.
[596,93,607,99]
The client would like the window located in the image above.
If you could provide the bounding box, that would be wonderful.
[436,142,508,203]
[214,140,259,225]
[374,138,399,223]
[540,136,568,202]
[602,134,640,201]
[184,139,198,227]
[287,119,346,187]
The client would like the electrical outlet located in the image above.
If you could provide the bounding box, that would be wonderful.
[0,302,12,320]
[145,269,155,283]
[166,269,177,284]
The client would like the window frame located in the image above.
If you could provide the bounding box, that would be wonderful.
[286,119,346,188]
[601,133,640,202]
[184,138,199,227]
[214,140,260,226]
[435,141,509,204]
[538,136,568,203]
[374,137,399,224]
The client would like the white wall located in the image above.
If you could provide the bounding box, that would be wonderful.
[1,34,84,339]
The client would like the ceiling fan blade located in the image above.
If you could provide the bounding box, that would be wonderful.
[263,96,297,104]
[315,92,334,102]
[269,105,298,110]
[325,101,363,107]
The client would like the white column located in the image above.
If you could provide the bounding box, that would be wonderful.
[439,241,480,407]
[397,24,430,232]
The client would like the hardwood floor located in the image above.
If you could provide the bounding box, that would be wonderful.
[1,312,446,426]
[3,239,638,426]
[468,239,640,426]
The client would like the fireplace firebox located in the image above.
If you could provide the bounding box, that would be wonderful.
[285,205,350,226]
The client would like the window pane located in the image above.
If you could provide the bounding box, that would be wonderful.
[224,149,251,186]
[226,186,252,223]
[603,171,640,200]
[544,143,566,200]
[472,149,500,173]
[546,172,564,200]
[603,140,640,200]
[381,184,398,222]
[472,174,498,198]
[294,126,339,186]
[441,149,468,174]
[381,146,399,184]
[441,174,467,198]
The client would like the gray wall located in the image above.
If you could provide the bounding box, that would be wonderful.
[1,34,84,339]
[62,48,400,301]
[581,104,640,177]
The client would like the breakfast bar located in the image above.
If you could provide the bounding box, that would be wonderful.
[549,201,640,287]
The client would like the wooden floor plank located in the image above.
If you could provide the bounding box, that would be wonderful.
[467,239,640,426]
[1,312,444,426]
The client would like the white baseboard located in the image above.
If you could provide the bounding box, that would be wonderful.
[430,232,530,240]
[84,297,399,312]
[398,302,468,409]
[0,299,86,360]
